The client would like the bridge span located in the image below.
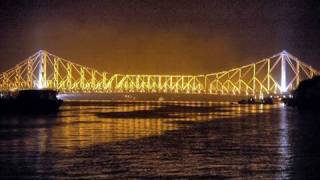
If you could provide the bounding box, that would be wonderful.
[0,50,318,96]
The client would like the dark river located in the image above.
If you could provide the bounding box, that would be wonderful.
[0,101,320,179]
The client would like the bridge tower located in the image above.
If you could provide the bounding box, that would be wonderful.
[281,51,287,93]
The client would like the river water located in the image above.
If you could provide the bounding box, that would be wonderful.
[0,101,320,179]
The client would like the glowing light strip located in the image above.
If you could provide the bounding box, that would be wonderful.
[0,50,318,95]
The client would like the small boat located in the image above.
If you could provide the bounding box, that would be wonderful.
[238,97,256,104]
[0,89,63,114]
[238,97,274,105]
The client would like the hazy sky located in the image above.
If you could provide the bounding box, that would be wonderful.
[0,0,319,74]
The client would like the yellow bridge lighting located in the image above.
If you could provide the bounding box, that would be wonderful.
[0,50,318,95]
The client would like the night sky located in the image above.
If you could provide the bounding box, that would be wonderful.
[0,0,319,74]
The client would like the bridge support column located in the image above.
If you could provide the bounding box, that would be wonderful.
[281,52,287,93]
[27,60,33,88]
[53,59,59,89]
[296,61,300,87]
[267,59,270,92]
[253,64,256,94]
[38,50,47,89]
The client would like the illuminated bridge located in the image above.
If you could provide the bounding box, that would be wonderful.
[0,50,318,96]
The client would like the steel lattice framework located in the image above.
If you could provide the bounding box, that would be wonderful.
[0,50,318,96]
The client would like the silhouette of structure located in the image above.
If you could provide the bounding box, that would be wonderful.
[0,50,318,96]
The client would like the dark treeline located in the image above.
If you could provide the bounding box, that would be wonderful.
[288,76,320,109]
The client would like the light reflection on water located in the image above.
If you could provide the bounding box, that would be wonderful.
[0,101,310,178]
[28,102,277,152]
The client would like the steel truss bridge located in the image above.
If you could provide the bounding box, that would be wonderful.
[0,50,318,96]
